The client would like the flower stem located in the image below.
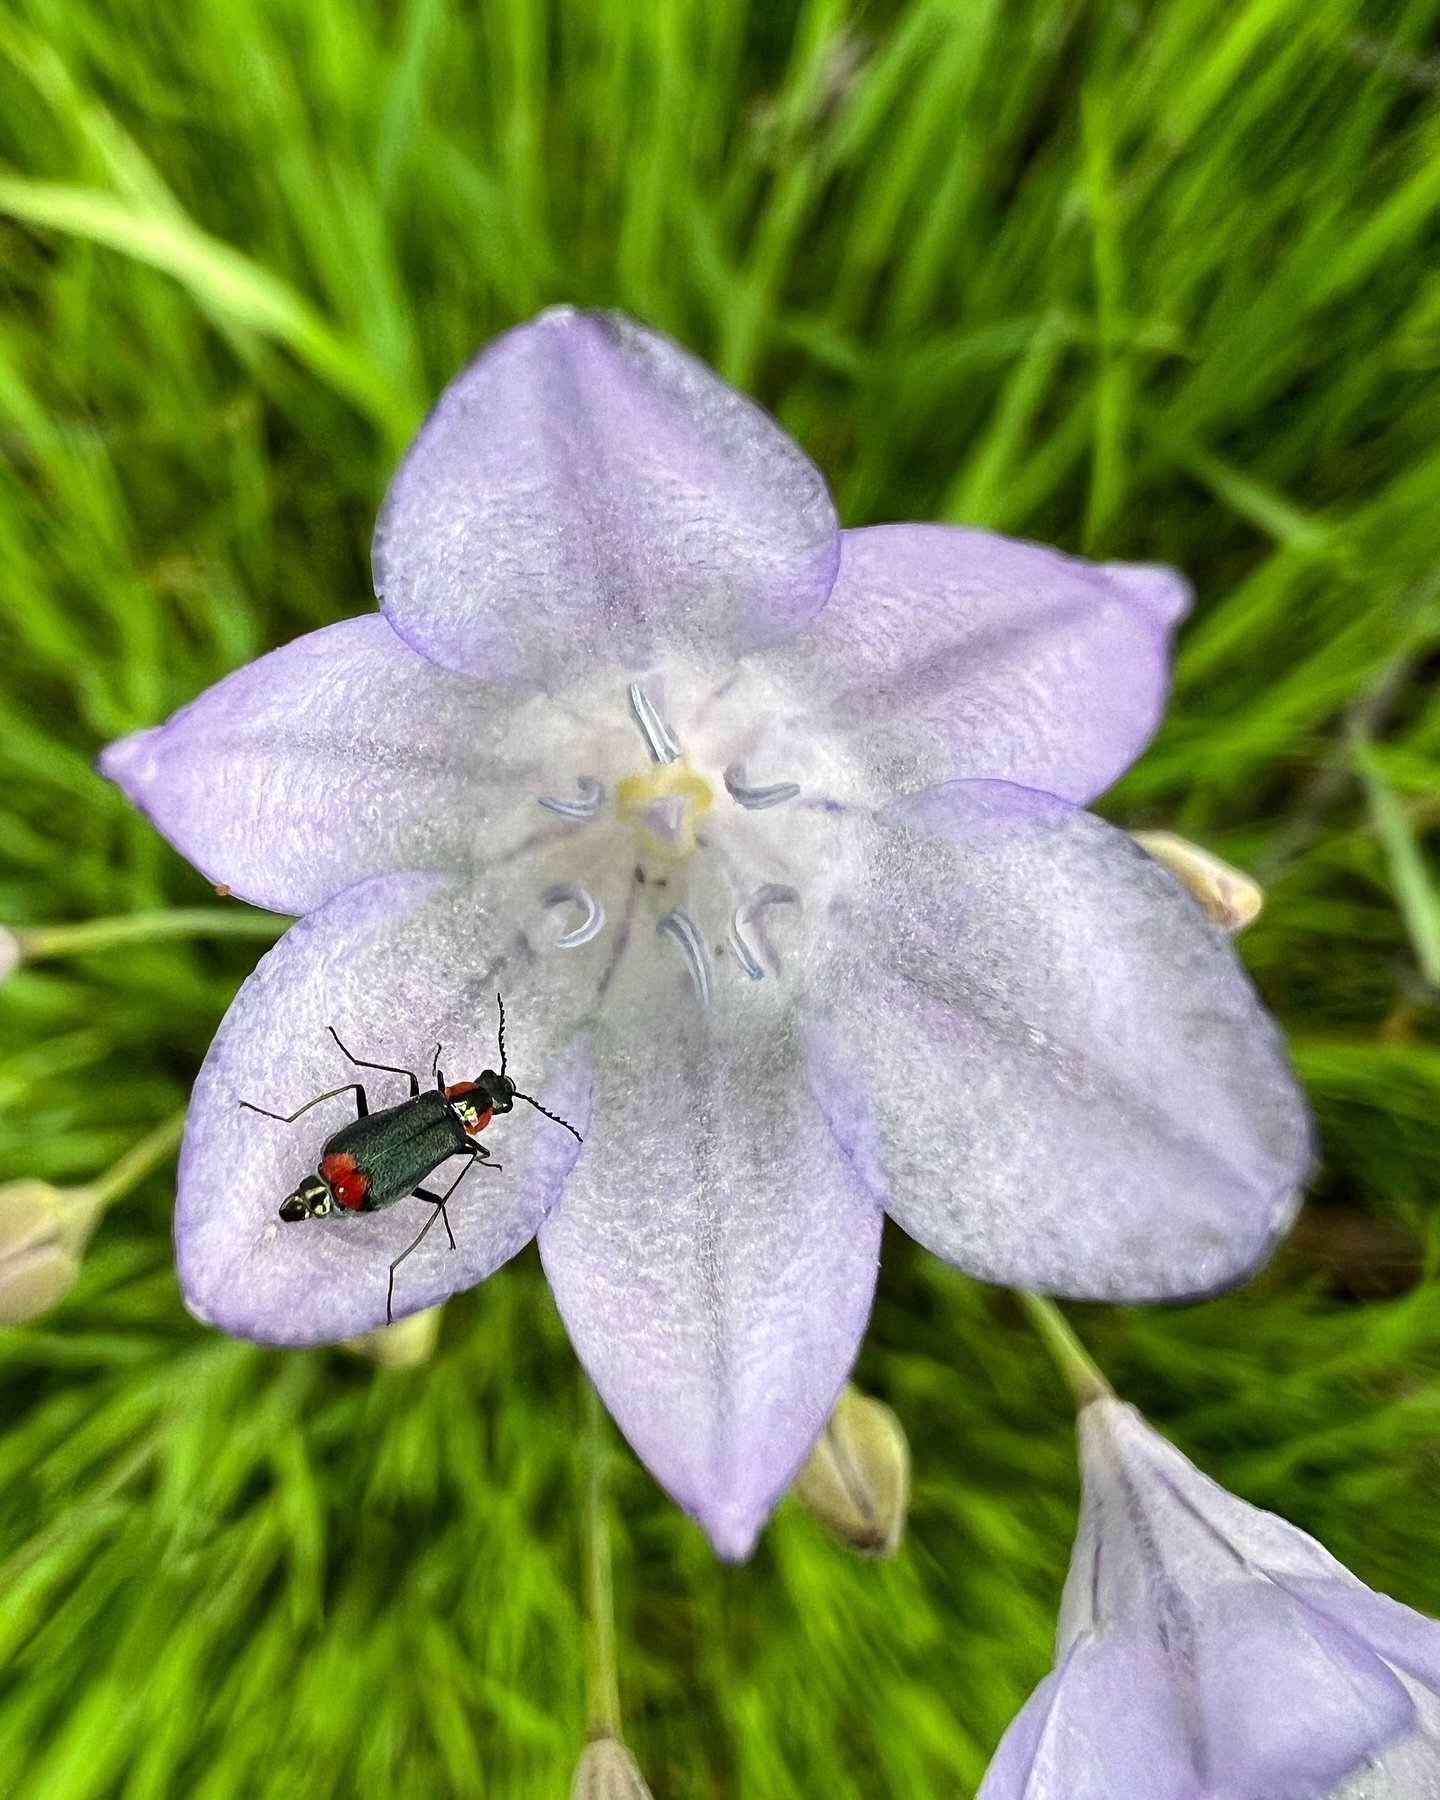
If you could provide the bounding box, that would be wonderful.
[1017,1290,1113,1410]
[15,908,287,961]
[89,1111,186,1210]
[582,1377,622,1739]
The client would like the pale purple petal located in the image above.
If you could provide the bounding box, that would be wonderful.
[981,1400,1433,1798]
[1190,1585,1413,1797]
[1010,1400,1422,1799]
[982,1606,1411,1800]
[977,1634,1199,1800]
[1061,1398,1348,1641]
[1285,1583,1440,1697]
[373,308,840,686]
[177,872,589,1344]
[1334,1682,1440,1800]
[98,618,551,915]
[1066,1405,1440,1706]
[538,977,882,1561]
[803,781,1310,1299]
[764,525,1187,806]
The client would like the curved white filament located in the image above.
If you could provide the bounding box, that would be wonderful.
[729,883,800,979]
[656,907,713,1006]
[627,683,680,764]
[538,777,606,820]
[541,882,607,948]
[723,762,800,809]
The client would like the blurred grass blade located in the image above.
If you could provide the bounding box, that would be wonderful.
[0,174,413,447]
[1353,731,1440,987]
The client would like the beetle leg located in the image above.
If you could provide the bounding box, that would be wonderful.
[388,1202,450,1322]
[388,1154,481,1322]
[409,1186,459,1252]
[239,1081,369,1124]
[327,1025,421,1099]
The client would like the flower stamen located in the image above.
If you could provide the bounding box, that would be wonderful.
[729,884,800,979]
[627,682,680,764]
[538,777,606,820]
[656,908,712,1006]
[542,882,607,948]
[723,762,801,810]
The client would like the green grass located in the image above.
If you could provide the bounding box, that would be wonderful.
[2,0,1440,1793]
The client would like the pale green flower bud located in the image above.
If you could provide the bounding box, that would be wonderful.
[792,1383,910,1557]
[0,1179,103,1325]
[569,1734,653,1800]
[1131,831,1264,932]
[0,927,18,986]
[342,1304,443,1368]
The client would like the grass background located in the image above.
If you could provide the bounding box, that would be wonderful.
[1,0,1439,1792]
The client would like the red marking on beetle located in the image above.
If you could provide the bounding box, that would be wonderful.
[320,1151,368,1210]
[444,1081,479,1099]
[464,1110,493,1138]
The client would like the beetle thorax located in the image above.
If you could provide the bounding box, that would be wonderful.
[445,1071,511,1134]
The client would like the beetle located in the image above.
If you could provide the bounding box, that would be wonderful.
[240,995,581,1322]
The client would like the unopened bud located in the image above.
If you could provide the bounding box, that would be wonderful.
[793,1383,910,1557]
[343,1305,443,1368]
[1131,831,1263,932]
[569,1734,653,1800]
[0,927,19,986]
[0,1179,102,1325]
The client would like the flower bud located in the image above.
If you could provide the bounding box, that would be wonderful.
[569,1734,653,1800]
[0,927,19,985]
[1131,831,1263,932]
[792,1383,910,1557]
[0,1179,102,1325]
[342,1305,443,1368]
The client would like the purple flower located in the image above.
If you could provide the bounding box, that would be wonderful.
[100,308,1310,1558]
[980,1397,1440,1800]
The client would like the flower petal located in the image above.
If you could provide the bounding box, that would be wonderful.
[372,308,840,685]
[177,872,589,1344]
[1051,1401,1418,1797]
[1066,1403,1440,1703]
[766,525,1186,806]
[1061,1398,1353,1644]
[1285,1581,1440,1697]
[538,980,882,1561]
[977,1634,1200,1800]
[804,781,1311,1299]
[1192,1585,1413,1797]
[1333,1680,1440,1800]
[979,1609,1410,1800]
[98,617,549,915]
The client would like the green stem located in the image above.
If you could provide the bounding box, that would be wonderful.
[16,908,287,961]
[89,1111,186,1210]
[1017,1291,1113,1410]
[582,1378,621,1739]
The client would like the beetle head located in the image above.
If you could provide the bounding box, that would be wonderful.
[476,1069,516,1114]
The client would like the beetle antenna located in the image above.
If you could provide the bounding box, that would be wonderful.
[495,992,508,1079]
[512,1090,583,1143]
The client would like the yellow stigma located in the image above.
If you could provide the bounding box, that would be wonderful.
[615,757,714,860]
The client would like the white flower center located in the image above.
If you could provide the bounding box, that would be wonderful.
[510,666,858,1008]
